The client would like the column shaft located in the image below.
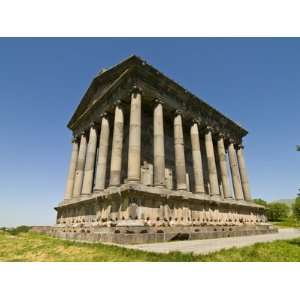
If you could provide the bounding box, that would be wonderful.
[217,136,232,199]
[205,129,220,196]
[81,126,98,194]
[237,145,251,200]
[228,142,244,200]
[153,102,165,186]
[73,134,88,197]
[64,139,79,200]
[127,89,142,182]
[174,113,187,190]
[109,105,124,186]
[190,123,205,193]
[94,115,110,191]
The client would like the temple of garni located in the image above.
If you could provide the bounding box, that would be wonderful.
[52,55,276,244]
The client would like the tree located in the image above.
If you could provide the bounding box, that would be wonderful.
[253,198,267,207]
[293,197,300,221]
[267,202,290,221]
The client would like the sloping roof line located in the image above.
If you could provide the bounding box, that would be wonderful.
[68,55,247,134]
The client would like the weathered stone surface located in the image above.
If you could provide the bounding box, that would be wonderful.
[237,145,252,201]
[94,115,110,191]
[127,89,142,182]
[82,125,97,194]
[51,223,278,245]
[228,142,244,200]
[64,139,79,200]
[109,104,124,186]
[174,113,187,190]
[72,134,87,197]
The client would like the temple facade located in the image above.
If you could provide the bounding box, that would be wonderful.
[53,56,273,244]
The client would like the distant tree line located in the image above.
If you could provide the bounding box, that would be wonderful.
[253,197,300,223]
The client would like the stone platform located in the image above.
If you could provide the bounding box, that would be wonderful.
[50,224,277,245]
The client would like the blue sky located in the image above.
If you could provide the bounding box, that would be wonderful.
[0,38,299,227]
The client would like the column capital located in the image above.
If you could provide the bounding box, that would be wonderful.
[131,85,143,95]
[71,136,79,144]
[204,125,214,134]
[187,118,200,129]
[98,111,114,125]
[100,111,108,119]
[192,118,201,126]
[89,121,97,129]
[113,99,125,109]
[175,109,184,116]
[79,130,87,138]
[237,144,244,149]
[154,98,164,106]
[228,137,236,144]
[217,132,228,140]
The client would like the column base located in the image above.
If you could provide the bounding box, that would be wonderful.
[177,184,187,191]
[210,194,222,201]
[154,184,165,188]
[127,179,140,184]
[194,189,205,194]
[109,184,121,187]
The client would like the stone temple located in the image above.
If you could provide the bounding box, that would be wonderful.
[52,55,275,244]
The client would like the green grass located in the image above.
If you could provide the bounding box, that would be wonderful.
[1,230,300,261]
[271,217,300,228]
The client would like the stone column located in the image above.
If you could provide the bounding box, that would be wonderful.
[237,144,251,200]
[204,127,220,196]
[217,134,232,199]
[109,102,124,186]
[127,86,142,183]
[228,141,244,200]
[64,138,79,200]
[73,133,88,197]
[94,113,110,191]
[81,124,98,194]
[153,99,165,187]
[174,111,187,190]
[190,121,205,194]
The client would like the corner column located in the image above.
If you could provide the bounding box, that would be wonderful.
[217,134,232,199]
[174,111,187,190]
[190,121,205,194]
[204,127,220,196]
[73,132,88,197]
[109,101,124,186]
[237,144,251,200]
[127,86,142,183]
[94,113,110,191]
[228,141,244,200]
[153,99,165,187]
[82,123,98,194]
[64,138,79,200]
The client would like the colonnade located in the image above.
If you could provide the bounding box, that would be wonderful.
[64,88,251,202]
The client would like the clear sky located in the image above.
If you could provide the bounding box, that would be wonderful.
[0,38,299,227]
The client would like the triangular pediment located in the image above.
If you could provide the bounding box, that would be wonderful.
[68,55,140,128]
[68,55,247,138]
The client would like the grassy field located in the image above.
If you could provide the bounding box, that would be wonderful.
[1,230,300,262]
[271,218,300,228]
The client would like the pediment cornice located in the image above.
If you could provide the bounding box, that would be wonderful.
[68,55,248,140]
